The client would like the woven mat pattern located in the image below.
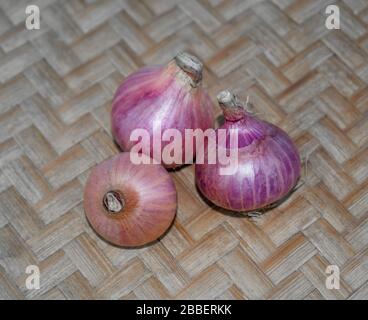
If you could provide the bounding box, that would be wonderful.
[0,0,367,300]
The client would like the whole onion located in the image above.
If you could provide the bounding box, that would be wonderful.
[195,90,301,212]
[111,52,214,168]
[84,152,177,247]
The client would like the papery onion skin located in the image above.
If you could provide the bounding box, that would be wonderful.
[84,152,177,247]
[111,52,214,168]
[195,91,301,212]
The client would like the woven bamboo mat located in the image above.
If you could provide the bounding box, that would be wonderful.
[0,0,367,300]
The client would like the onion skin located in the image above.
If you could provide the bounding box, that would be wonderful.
[84,152,177,247]
[195,91,301,212]
[111,52,214,168]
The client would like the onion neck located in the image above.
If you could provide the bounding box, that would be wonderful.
[174,52,203,87]
[103,191,124,214]
[217,90,251,122]
[218,90,268,148]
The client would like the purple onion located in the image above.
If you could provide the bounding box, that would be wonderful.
[84,152,177,247]
[111,52,214,168]
[195,90,301,212]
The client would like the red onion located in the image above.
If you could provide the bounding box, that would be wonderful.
[111,52,214,168]
[84,152,177,247]
[195,90,301,212]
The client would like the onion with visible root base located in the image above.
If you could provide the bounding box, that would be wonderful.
[84,152,177,247]
[195,90,301,213]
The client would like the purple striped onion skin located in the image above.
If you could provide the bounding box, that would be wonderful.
[195,91,301,212]
[84,152,177,247]
[111,52,214,168]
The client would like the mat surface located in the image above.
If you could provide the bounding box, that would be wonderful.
[0,0,367,299]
